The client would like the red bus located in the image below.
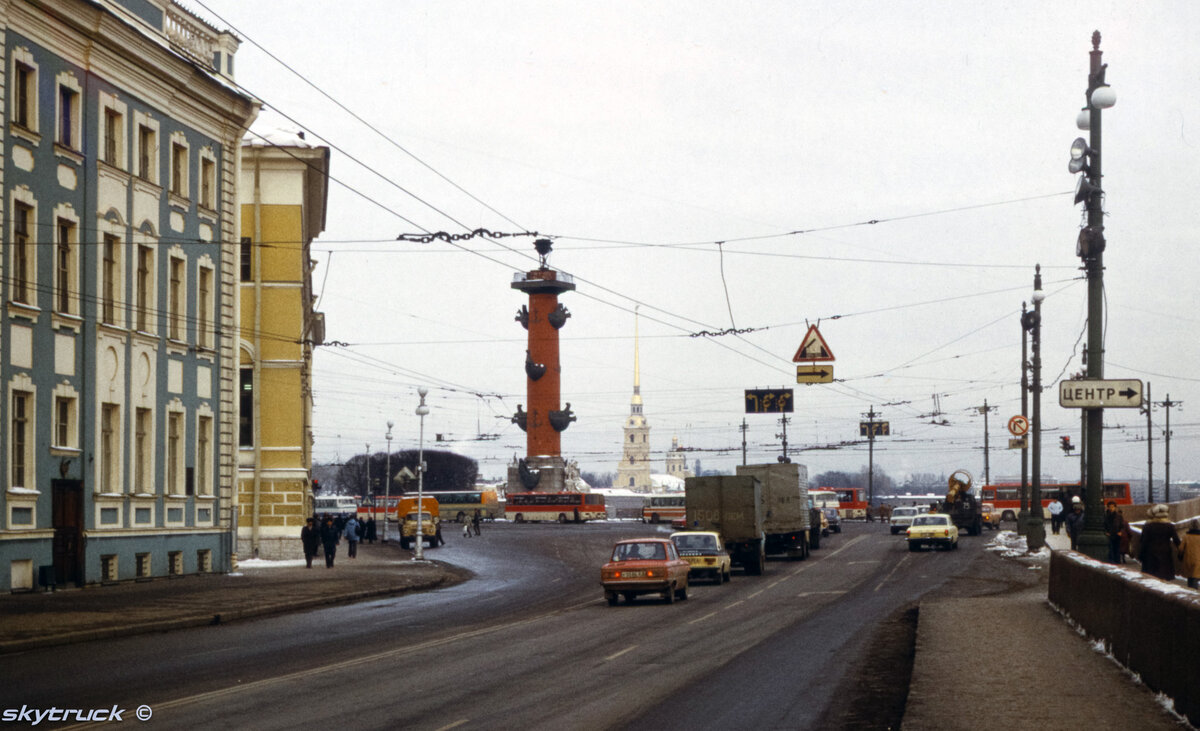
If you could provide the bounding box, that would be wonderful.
[505,492,606,523]
[981,482,1132,523]
[643,495,686,525]
[828,487,869,520]
[357,495,402,522]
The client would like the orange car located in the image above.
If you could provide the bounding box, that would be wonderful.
[601,538,690,605]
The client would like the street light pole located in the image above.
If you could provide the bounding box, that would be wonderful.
[1027,267,1046,551]
[414,387,430,561]
[364,442,370,511]
[1071,31,1116,560]
[1018,302,1029,536]
[383,422,393,543]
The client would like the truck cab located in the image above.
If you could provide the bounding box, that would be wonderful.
[396,496,442,549]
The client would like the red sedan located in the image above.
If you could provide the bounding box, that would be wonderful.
[601,538,690,605]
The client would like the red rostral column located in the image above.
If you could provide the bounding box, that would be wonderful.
[512,239,575,469]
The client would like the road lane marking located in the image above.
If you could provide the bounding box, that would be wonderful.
[746,589,763,600]
[723,600,745,610]
[796,590,847,598]
[875,554,910,592]
[435,721,469,731]
[604,645,638,661]
[688,611,719,625]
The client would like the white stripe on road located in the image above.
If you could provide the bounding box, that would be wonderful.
[604,645,638,661]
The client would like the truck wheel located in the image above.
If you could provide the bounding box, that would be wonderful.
[623,592,635,603]
[810,532,821,549]
[749,551,765,576]
[605,591,618,606]
[400,537,410,549]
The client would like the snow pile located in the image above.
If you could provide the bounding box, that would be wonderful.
[985,530,1049,560]
[237,558,309,569]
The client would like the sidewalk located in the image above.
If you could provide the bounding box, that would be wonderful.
[0,541,468,654]
[903,528,1190,730]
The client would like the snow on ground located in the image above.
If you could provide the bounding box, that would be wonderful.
[985,530,1050,562]
[236,558,309,568]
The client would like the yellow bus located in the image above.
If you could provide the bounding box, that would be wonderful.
[421,489,500,523]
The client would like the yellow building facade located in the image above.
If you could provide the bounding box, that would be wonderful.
[236,130,328,559]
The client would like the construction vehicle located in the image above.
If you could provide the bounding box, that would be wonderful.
[942,470,983,536]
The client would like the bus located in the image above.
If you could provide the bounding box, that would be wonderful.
[981,481,1132,523]
[419,489,500,523]
[808,489,840,511]
[356,495,402,523]
[505,492,606,523]
[643,495,686,525]
[829,487,869,520]
[314,495,357,515]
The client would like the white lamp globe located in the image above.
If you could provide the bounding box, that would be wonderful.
[1091,86,1116,109]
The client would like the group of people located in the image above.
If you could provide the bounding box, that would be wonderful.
[300,513,375,568]
[461,510,483,538]
[1051,493,1200,588]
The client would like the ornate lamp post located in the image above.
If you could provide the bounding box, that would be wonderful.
[383,422,393,543]
[1025,267,1046,551]
[413,388,430,561]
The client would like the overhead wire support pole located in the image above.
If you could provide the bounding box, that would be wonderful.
[1158,395,1181,502]
[1018,303,1030,536]
[776,415,791,464]
[978,400,997,490]
[740,418,748,466]
[1143,382,1152,503]
[863,406,879,504]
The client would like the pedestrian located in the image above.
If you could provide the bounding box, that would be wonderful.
[1103,500,1126,564]
[1138,504,1181,581]
[365,516,377,544]
[1118,508,1131,562]
[1065,497,1085,551]
[300,517,321,569]
[320,514,340,568]
[343,514,361,559]
[1179,520,1200,589]
[1048,496,1064,535]
[472,509,482,536]
[462,520,472,538]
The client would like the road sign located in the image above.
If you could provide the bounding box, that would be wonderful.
[1058,379,1143,408]
[859,421,889,437]
[1007,415,1029,436]
[1009,437,1028,449]
[796,364,834,384]
[792,324,835,362]
[744,388,794,414]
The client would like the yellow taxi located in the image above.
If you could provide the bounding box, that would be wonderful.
[670,531,731,584]
[601,538,690,605]
[905,513,959,551]
[982,502,1000,530]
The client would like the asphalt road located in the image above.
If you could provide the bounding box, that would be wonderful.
[11,521,984,730]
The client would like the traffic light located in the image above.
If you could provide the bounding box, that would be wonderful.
[1060,436,1074,454]
[311,478,321,494]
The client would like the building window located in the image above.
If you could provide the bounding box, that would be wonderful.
[54,396,75,448]
[102,235,119,325]
[55,218,78,315]
[138,124,156,181]
[104,108,120,166]
[135,407,152,493]
[170,138,189,198]
[200,156,215,209]
[136,245,154,332]
[12,202,33,305]
[197,415,212,495]
[101,403,119,493]
[197,266,213,349]
[11,391,31,488]
[12,58,38,131]
[57,80,80,149]
[239,368,253,447]
[240,237,252,280]
[167,411,182,494]
[169,256,185,341]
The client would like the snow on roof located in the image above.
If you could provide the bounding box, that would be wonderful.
[651,474,684,491]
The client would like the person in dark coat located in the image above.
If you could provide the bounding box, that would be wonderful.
[1064,498,1085,551]
[1139,504,1181,581]
[1103,501,1126,564]
[472,509,482,537]
[320,514,340,568]
[300,517,321,569]
[365,517,377,544]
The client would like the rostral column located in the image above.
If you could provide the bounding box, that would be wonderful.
[509,239,576,492]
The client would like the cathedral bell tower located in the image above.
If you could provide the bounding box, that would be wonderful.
[616,309,652,492]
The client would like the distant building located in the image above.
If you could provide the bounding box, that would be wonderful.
[616,312,651,492]
[0,0,257,590]
[665,436,693,480]
[236,127,328,559]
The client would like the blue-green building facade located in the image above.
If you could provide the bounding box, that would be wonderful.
[0,0,258,590]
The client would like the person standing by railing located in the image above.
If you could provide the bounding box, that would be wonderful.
[1179,520,1200,589]
[1139,504,1180,581]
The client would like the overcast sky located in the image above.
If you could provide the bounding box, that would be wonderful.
[193,1,1200,486]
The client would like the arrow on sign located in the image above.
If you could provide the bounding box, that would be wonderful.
[796,365,834,384]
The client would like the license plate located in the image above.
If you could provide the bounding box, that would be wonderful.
[620,570,646,578]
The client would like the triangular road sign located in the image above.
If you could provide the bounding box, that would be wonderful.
[793,324,835,362]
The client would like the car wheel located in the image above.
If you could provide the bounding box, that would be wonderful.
[605,592,618,606]
[678,583,688,601]
[953,539,959,550]
[663,584,675,604]
[908,542,920,552]
[890,527,899,535]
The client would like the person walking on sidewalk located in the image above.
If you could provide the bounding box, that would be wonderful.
[1103,501,1126,564]
[320,515,340,568]
[1177,519,1200,589]
[1048,496,1064,535]
[1065,497,1085,551]
[343,515,361,559]
[1139,504,1180,581]
[472,509,482,537]
[300,517,321,569]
